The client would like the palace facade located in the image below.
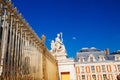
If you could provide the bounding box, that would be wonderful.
[75,48,120,80]
[0,0,58,80]
[50,33,120,80]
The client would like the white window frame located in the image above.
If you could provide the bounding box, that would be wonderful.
[102,65,106,71]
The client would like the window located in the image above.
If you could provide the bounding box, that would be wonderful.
[116,56,120,61]
[99,56,105,61]
[102,65,106,71]
[103,74,107,80]
[81,66,84,72]
[61,72,70,80]
[117,65,120,70]
[101,57,104,61]
[79,57,85,62]
[114,55,120,61]
[92,75,96,80]
[88,54,96,62]
[91,66,95,72]
[80,58,83,62]
[116,57,119,60]
[82,75,85,80]
[90,57,94,62]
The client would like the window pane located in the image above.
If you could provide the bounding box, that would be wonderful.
[103,74,107,80]
[81,66,84,72]
[82,75,85,80]
[90,57,93,62]
[102,65,105,71]
[91,66,95,72]
[117,65,120,70]
[92,75,96,80]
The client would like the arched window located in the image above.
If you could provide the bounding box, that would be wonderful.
[88,54,96,62]
[79,57,85,62]
[90,57,94,62]
[99,56,105,61]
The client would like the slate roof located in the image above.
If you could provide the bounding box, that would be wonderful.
[107,50,120,60]
[76,47,108,62]
[111,50,120,55]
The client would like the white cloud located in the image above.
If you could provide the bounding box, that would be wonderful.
[72,37,76,40]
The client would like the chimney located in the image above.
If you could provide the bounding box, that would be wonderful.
[104,48,109,55]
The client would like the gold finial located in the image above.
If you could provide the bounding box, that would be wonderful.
[42,35,46,43]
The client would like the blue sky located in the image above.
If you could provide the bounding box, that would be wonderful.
[12,0,120,57]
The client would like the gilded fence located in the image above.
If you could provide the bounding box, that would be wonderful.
[0,0,58,80]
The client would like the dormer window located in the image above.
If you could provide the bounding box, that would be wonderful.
[99,56,105,61]
[90,57,94,62]
[116,56,119,60]
[88,54,96,62]
[79,57,85,62]
[115,55,120,61]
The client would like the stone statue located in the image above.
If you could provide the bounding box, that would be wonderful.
[55,32,63,44]
[51,40,55,52]
[51,32,66,53]
[55,33,62,50]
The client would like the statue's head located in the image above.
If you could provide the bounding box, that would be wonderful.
[57,33,60,37]
[51,40,54,43]
[60,32,62,35]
